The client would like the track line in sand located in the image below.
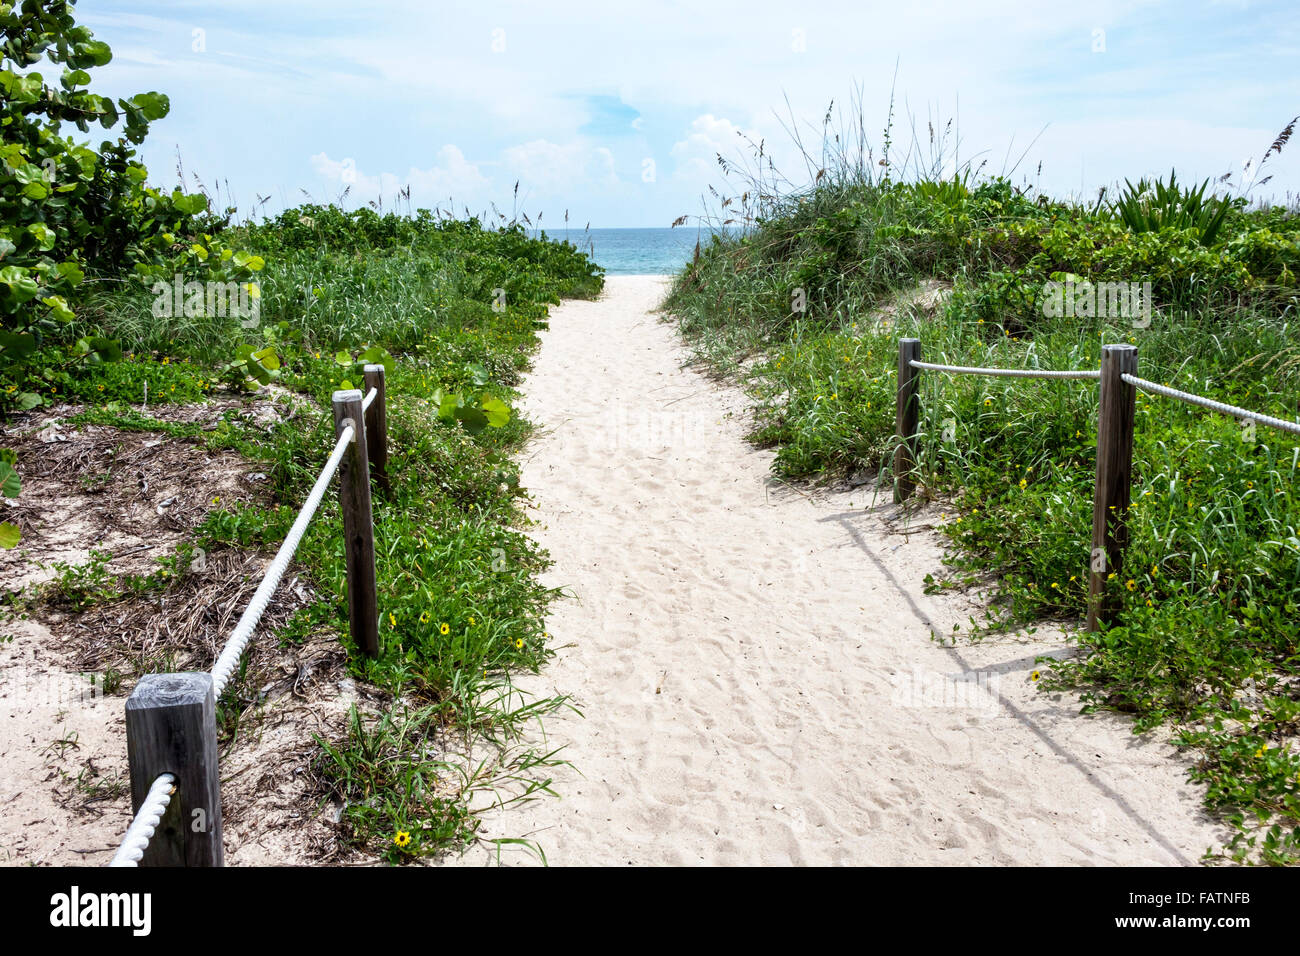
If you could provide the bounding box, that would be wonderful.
[453,275,1223,866]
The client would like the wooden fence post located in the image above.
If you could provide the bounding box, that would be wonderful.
[333,389,380,658]
[1088,343,1138,632]
[124,672,222,866]
[894,338,922,503]
[363,364,389,496]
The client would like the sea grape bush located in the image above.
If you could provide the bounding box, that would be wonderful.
[0,0,261,412]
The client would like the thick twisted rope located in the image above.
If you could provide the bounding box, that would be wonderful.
[909,359,1101,380]
[110,397,372,866]
[108,773,175,867]
[1121,374,1300,437]
[210,420,356,697]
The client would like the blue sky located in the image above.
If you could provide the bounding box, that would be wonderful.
[75,0,1299,227]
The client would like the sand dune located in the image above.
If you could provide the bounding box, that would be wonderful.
[454,275,1224,866]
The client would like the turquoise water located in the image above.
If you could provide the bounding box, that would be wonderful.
[542,227,715,276]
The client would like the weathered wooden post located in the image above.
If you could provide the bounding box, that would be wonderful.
[1088,344,1138,632]
[894,338,922,503]
[124,672,222,866]
[333,389,380,658]
[363,364,389,496]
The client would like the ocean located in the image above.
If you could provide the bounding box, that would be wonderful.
[538,227,717,276]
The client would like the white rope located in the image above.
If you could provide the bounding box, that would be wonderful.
[361,386,377,412]
[108,773,175,867]
[1121,373,1300,436]
[210,421,356,698]
[909,359,1101,380]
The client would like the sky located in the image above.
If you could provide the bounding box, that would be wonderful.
[71,0,1300,228]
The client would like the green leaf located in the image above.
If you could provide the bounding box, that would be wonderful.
[60,68,91,90]
[480,396,510,428]
[0,461,19,498]
[27,222,56,250]
[334,350,353,366]
[0,266,40,303]
[87,336,122,361]
[0,522,19,549]
[75,40,113,66]
[172,192,207,215]
[126,91,169,121]
[57,261,85,285]
[438,392,460,421]
[455,405,488,435]
[0,330,36,358]
[359,345,395,374]
[42,295,75,322]
[16,392,42,410]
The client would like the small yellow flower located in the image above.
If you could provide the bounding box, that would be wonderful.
[1125,579,1136,591]
[162,356,170,365]
[984,398,992,407]
[439,622,450,635]
[514,638,524,650]
[1030,670,1041,682]
[394,831,411,847]
[419,611,430,624]
[469,616,476,625]
[1018,478,1027,490]
[389,613,397,628]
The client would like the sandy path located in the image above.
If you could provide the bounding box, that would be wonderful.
[456,275,1224,866]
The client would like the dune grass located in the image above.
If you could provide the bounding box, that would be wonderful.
[10,204,603,861]
[666,108,1300,864]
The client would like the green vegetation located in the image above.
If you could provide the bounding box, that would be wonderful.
[667,108,1300,863]
[1,1,603,861]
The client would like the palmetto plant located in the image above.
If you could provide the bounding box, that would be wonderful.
[1111,170,1234,246]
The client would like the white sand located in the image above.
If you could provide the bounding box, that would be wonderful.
[454,275,1225,866]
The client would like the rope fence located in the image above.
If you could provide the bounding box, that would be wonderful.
[107,365,390,867]
[210,419,356,698]
[894,336,1300,633]
[909,359,1101,380]
[1121,373,1300,436]
[108,772,175,867]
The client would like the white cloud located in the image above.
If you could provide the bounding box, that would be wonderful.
[670,115,746,181]
[502,139,619,192]
[310,145,490,208]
